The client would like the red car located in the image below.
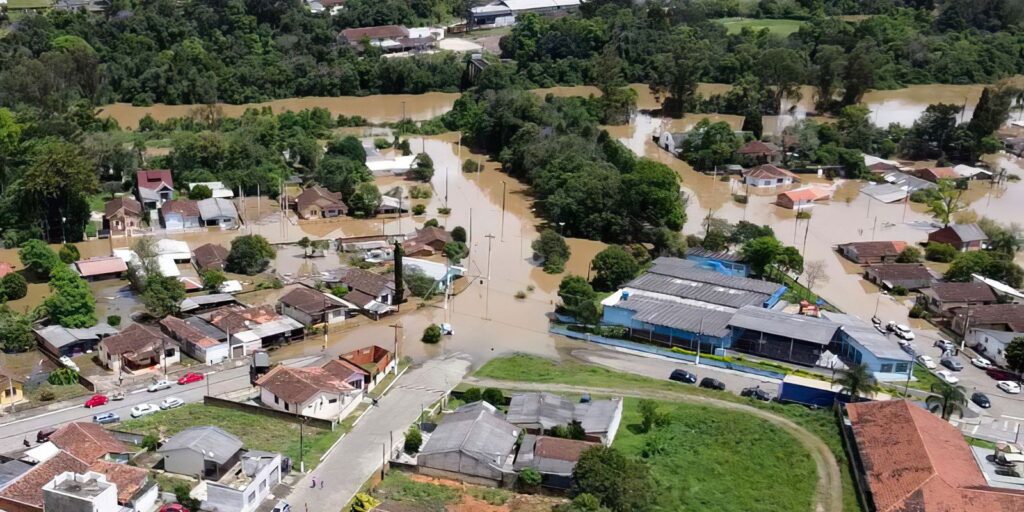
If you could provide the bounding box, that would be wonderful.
[987,368,1022,381]
[177,372,204,385]
[160,504,189,512]
[84,394,108,408]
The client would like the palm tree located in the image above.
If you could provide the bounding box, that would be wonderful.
[927,382,968,420]
[833,363,879,401]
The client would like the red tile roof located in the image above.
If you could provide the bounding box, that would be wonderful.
[737,139,781,156]
[321,358,369,381]
[104,197,143,219]
[927,282,997,303]
[99,323,177,358]
[209,305,279,332]
[534,436,598,462]
[743,164,797,180]
[839,241,908,261]
[160,316,221,349]
[778,187,831,203]
[89,460,148,504]
[341,345,393,375]
[49,422,131,462]
[846,400,1024,512]
[920,167,959,182]
[0,262,12,278]
[296,186,347,215]
[161,199,201,218]
[136,169,173,191]
[0,451,88,508]
[193,243,229,270]
[74,256,128,277]
[256,365,354,404]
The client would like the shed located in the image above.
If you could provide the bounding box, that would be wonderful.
[863,264,934,291]
[927,224,989,252]
[728,306,840,366]
[158,426,244,480]
[417,402,519,484]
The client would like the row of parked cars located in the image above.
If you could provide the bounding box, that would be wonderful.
[82,372,205,424]
[91,397,186,425]
[917,340,1022,395]
[668,369,772,401]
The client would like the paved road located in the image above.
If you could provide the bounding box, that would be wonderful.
[282,353,472,512]
[0,356,321,454]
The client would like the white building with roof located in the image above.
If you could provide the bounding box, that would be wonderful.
[469,0,581,27]
[189,182,234,199]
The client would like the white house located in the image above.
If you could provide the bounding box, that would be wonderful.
[255,362,363,421]
[742,164,798,188]
[657,131,687,153]
[160,199,202,230]
[202,451,282,512]
[968,328,1021,367]
[43,471,119,512]
[198,198,239,228]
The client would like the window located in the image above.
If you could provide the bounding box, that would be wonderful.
[247,491,256,504]
[260,479,268,492]
[880,364,893,373]
[284,403,289,411]
[329,398,338,404]
[165,347,176,357]
[274,395,279,404]
[895,363,909,373]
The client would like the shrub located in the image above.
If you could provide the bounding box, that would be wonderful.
[896,246,923,263]
[462,160,482,173]
[409,186,432,199]
[515,290,527,299]
[1,272,27,300]
[462,387,482,403]
[795,211,812,219]
[48,367,79,386]
[925,242,957,263]
[437,207,451,215]
[141,434,159,451]
[423,219,440,228]
[890,285,909,296]
[106,315,121,326]
[519,467,542,488]
[482,388,504,406]
[732,194,748,204]
[451,226,467,243]
[422,324,442,343]
[39,389,56,401]
[412,204,426,215]
[909,305,930,319]
[174,483,202,512]
[404,426,423,453]
[374,138,391,149]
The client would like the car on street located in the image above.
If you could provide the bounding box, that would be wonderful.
[987,368,1021,381]
[916,355,937,369]
[271,501,291,512]
[130,404,159,418]
[159,504,189,512]
[699,377,726,391]
[740,386,771,401]
[941,357,963,371]
[177,372,204,385]
[160,397,184,410]
[997,381,1022,394]
[934,339,956,352]
[93,412,120,425]
[970,357,992,369]
[669,369,697,384]
[84,394,108,408]
[894,324,914,341]
[971,392,991,408]
[110,390,125,401]
[148,379,172,392]
[36,427,57,443]
[936,370,960,384]
[59,355,80,372]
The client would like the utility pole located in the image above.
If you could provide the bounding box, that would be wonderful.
[390,322,402,368]
[500,181,507,241]
[871,216,878,241]
[299,419,305,473]
[445,166,449,205]
[801,212,811,255]
[484,234,495,320]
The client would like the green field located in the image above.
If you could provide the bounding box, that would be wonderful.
[118,403,342,469]
[615,398,817,512]
[6,0,53,9]
[716,17,806,37]
[374,472,459,511]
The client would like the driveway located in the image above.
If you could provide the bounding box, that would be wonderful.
[281,353,472,512]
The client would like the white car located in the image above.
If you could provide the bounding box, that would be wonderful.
[917,355,937,369]
[894,324,915,341]
[936,370,960,384]
[147,380,172,392]
[159,397,184,410]
[59,356,80,372]
[970,357,992,369]
[130,404,159,418]
[997,381,1022,394]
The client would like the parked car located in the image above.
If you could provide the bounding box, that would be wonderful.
[699,377,726,391]
[997,381,1022,394]
[894,324,914,341]
[84,394,108,408]
[669,369,697,384]
[148,380,172,392]
[59,356,80,372]
[271,501,291,512]
[130,404,159,418]
[159,504,189,512]
[970,357,992,369]
[36,427,57,443]
[160,397,184,410]
[934,339,956,352]
[93,412,120,425]
[971,392,991,408]
[936,370,960,384]
[110,390,125,401]
[741,386,771,401]
[987,368,1021,381]
[941,357,964,371]
[177,372,204,385]
[916,355,937,369]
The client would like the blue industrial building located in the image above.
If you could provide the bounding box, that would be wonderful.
[822,312,914,382]
[685,248,751,277]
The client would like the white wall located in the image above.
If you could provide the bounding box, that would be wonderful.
[260,387,363,421]
[205,455,282,512]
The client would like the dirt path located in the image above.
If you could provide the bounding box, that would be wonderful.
[463,377,843,512]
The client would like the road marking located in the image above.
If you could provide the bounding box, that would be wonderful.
[972,425,980,434]
[1002,415,1024,421]
[0,403,81,428]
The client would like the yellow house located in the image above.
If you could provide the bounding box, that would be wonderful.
[0,368,25,408]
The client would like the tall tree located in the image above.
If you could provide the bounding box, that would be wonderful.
[572,446,654,512]
[1005,337,1024,377]
[393,241,405,306]
[927,382,968,420]
[833,363,879,400]
[226,235,276,275]
[927,181,965,227]
[142,276,185,318]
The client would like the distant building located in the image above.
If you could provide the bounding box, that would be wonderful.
[776,186,830,210]
[188,181,234,199]
[914,166,959,183]
[0,368,25,409]
[97,323,180,375]
[295,186,347,219]
[160,199,201,230]
[328,268,397,319]
[160,315,230,365]
[417,402,519,485]
[843,400,1024,511]
[402,226,452,256]
[135,170,173,209]
[656,131,688,154]
[919,282,998,316]
[103,197,143,236]
[206,305,305,356]
[950,304,1024,336]
[863,263,934,291]
[74,256,128,281]
[684,248,749,277]
[193,243,230,271]
[34,324,119,358]
[736,140,782,165]
[837,241,907,265]
[277,285,353,326]
[469,0,581,28]
[505,392,622,445]
[742,164,797,188]
[158,426,244,480]
[927,224,989,252]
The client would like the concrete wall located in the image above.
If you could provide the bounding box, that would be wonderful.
[418,451,505,482]
[968,329,1013,367]
[832,331,912,382]
[130,481,159,512]
[162,448,205,477]
[205,455,281,512]
[280,304,315,326]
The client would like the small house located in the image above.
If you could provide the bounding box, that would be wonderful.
[160,199,202,230]
[656,131,687,153]
[417,402,520,486]
[97,323,180,375]
[295,186,347,220]
[506,392,623,445]
[863,263,934,291]
[206,305,305,357]
[74,256,128,281]
[48,423,133,464]
[967,328,1021,367]
[0,452,91,512]
[256,363,362,421]
[914,167,959,183]
[197,198,239,228]
[736,140,781,165]
[331,268,397,318]
[339,345,396,391]
[951,304,1024,336]
[927,224,989,252]
[776,186,830,210]
[837,241,907,265]
[34,324,119,358]
[103,197,143,236]
[513,435,599,490]
[277,285,353,326]
[0,368,25,409]
[742,164,797,188]
[159,315,229,365]
[402,226,452,256]
[920,282,998,316]
[158,426,244,480]
[193,243,230,271]
[203,450,282,512]
[135,170,173,209]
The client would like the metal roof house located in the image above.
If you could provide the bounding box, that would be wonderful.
[505,392,623,446]
[927,223,989,252]
[417,402,520,486]
[728,306,841,366]
[158,426,244,480]
[34,323,119,357]
[513,435,598,490]
[822,312,913,382]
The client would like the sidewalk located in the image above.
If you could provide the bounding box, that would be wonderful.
[281,353,472,511]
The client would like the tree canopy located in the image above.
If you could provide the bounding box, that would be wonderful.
[226,235,276,275]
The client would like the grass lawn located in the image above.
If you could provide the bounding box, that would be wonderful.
[904,363,943,392]
[616,398,816,512]
[118,403,342,469]
[26,382,90,404]
[476,354,862,512]
[373,472,459,512]
[7,0,53,8]
[716,17,806,37]
[88,193,109,213]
